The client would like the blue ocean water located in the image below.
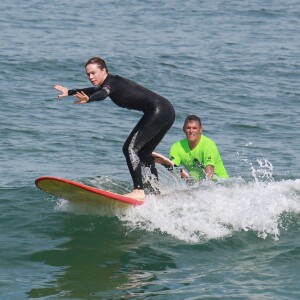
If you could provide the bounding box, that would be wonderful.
[1,0,300,299]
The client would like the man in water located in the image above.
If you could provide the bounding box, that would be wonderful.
[169,115,229,180]
[54,57,175,201]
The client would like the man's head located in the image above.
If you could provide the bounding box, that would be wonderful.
[183,115,203,147]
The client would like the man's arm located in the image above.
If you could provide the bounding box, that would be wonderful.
[202,142,219,180]
[169,144,190,178]
[169,144,181,167]
[204,165,214,180]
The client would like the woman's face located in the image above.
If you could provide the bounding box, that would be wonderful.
[85,63,107,86]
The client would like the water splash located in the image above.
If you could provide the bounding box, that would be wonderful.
[53,165,300,244]
[121,176,300,243]
[250,159,274,182]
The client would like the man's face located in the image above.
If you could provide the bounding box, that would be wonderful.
[183,120,203,144]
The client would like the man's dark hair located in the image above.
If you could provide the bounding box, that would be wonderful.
[183,115,202,127]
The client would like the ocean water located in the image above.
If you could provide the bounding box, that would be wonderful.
[1,0,300,299]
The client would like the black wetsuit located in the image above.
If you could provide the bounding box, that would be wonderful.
[68,74,175,189]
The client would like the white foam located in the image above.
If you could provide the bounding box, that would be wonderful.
[120,179,300,243]
[53,164,300,243]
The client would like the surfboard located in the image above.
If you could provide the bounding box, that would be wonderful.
[35,152,185,206]
[35,176,144,207]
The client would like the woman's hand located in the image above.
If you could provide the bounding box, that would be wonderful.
[54,84,69,98]
[74,91,89,104]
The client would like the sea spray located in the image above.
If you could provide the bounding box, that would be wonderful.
[121,178,300,243]
[53,166,300,243]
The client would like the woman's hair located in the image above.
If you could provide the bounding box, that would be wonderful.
[85,57,108,72]
[184,115,202,127]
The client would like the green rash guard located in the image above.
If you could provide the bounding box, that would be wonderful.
[169,135,229,180]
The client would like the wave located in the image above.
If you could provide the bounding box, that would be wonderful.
[121,178,300,243]
[54,164,300,244]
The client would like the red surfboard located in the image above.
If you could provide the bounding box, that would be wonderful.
[35,176,144,207]
[35,153,186,206]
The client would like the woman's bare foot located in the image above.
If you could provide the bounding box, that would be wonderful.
[124,189,145,201]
